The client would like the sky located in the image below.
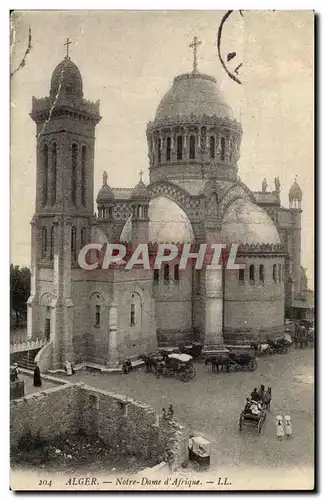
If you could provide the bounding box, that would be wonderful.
[10,10,314,288]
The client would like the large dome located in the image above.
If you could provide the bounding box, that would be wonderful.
[120,196,194,243]
[155,72,234,122]
[221,198,280,245]
[50,57,83,100]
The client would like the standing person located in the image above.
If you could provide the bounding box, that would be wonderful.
[258,385,265,403]
[168,404,174,420]
[33,363,42,387]
[251,388,260,402]
[284,415,293,439]
[276,415,284,440]
[13,363,19,381]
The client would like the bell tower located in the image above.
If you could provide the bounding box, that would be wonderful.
[28,40,101,368]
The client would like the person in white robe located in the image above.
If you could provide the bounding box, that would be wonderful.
[284,415,292,438]
[276,415,284,440]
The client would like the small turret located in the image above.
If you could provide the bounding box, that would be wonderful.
[289,176,302,210]
[97,171,114,220]
[131,170,150,242]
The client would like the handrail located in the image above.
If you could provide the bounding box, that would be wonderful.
[10,337,46,353]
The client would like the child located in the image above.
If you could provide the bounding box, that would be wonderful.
[276,415,284,440]
[284,415,292,438]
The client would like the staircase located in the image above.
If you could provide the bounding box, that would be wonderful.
[10,348,41,371]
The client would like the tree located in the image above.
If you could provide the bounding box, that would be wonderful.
[10,264,30,327]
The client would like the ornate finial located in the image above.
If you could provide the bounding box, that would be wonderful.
[262,178,268,193]
[295,174,298,183]
[139,169,144,183]
[103,170,108,186]
[274,176,281,192]
[189,36,202,73]
[64,37,72,58]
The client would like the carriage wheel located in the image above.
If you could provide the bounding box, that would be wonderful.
[181,372,190,382]
[248,358,257,371]
[192,460,200,471]
[188,366,196,379]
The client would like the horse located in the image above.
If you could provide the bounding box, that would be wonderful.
[205,355,232,373]
[294,324,309,349]
[228,351,255,370]
[140,353,160,373]
[263,387,272,411]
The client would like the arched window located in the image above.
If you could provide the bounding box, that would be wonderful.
[42,227,47,256]
[130,303,135,326]
[239,268,245,282]
[174,264,180,282]
[50,226,54,260]
[166,137,171,161]
[220,137,226,161]
[210,136,215,159]
[164,264,170,283]
[43,144,48,206]
[259,264,265,283]
[81,227,86,248]
[177,136,183,160]
[71,144,78,205]
[273,264,277,283]
[71,226,76,260]
[95,305,101,327]
[154,269,159,283]
[158,139,161,164]
[81,145,87,206]
[249,264,255,283]
[52,143,57,204]
[189,135,196,159]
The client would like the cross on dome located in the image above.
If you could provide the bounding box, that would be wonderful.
[64,37,72,58]
[189,36,202,73]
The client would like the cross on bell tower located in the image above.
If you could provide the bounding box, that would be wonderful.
[64,37,72,58]
[189,36,202,73]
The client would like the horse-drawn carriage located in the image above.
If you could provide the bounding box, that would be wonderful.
[204,347,257,373]
[239,405,267,434]
[179,341,203,359]
[266,334,293,354]
[239,387,271,434]
[140,348,179,373]
[156,353,196,382]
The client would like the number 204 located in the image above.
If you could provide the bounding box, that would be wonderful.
[39,479,52,487]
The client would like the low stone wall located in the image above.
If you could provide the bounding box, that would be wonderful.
[10,382,189,470]
[10,381,25,400]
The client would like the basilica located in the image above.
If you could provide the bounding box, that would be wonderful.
[27,41,305,370]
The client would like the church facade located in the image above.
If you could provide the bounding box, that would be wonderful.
[27,45,305,370]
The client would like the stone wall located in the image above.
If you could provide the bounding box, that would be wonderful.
[10,384,80,449]
[224,256,285,342]
[10,381,25,400]
[112,268,157,358]
[10,383,189,470]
